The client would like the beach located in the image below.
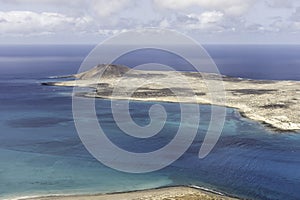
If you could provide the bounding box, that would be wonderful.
[21,186,239,200]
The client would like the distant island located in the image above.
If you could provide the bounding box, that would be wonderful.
[43,64,300,132]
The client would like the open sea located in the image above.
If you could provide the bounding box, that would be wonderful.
[0,45,300,200]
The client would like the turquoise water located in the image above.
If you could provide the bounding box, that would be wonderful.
[1,77,300,200]
[1,45,300,200]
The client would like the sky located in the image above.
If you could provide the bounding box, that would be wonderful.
[0,0,300,44]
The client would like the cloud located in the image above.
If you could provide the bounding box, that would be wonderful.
[181,11,225,31]
[97,28,128,36]
[90,0,132,18]
[266,7,300,33]
[0,0,299,43]
[159,19,170,28]
[0,11,92,35]
[269,19,287,32]
[155,11,229,34]
[0,0,255,35]
[153,0,256,16]
[288,7,300,31]
[195,11,224,24]
[245,23,265,32]
[265,0,295,8]
[0,1,143,36]
[0,0,87,8]
[290,7,300,21]
[0,0,135,16]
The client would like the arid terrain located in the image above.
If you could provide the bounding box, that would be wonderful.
[43,64,300,132]
[22,186,238,200]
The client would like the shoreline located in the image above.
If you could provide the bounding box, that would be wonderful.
[16,186,240,200]
[45,85,300,133]
[80,92,299,133]
[43,64,300,132]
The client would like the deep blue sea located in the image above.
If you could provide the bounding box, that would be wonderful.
[0,45,300,200]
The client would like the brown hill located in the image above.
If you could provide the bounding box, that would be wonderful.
[74,64,130,80]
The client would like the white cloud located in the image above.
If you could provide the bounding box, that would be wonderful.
[292,22,300,29]
[288,7,300,31]
[191,11,224,24]
[162,11,226,33]
[153,0,256,16]
[0,1,142,36]
[0,0,299,43]
[269,19,287,32]
[245,23,265,32]
[0,11,92,35]
[91,0,132,18]
[184,11,224,31]
[290,7,300,21]
[159,19,170,28]
[265,0,295,8]
[97,28,128,36]
[0,0,134,20]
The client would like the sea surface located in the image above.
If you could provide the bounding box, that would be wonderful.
[0,45,300,200]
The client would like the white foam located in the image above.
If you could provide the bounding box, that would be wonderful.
[190,185,224,196]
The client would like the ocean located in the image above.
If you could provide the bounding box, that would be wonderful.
[0,45,300,200]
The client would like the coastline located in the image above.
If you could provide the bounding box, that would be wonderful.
[17,186,240,200]
[43,64,300,132]
[80,92,299,133]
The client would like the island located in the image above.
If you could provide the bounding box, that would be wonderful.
[43,64,300,132]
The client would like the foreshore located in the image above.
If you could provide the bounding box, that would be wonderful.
[43,64,300,132]
[18,186,239,200]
